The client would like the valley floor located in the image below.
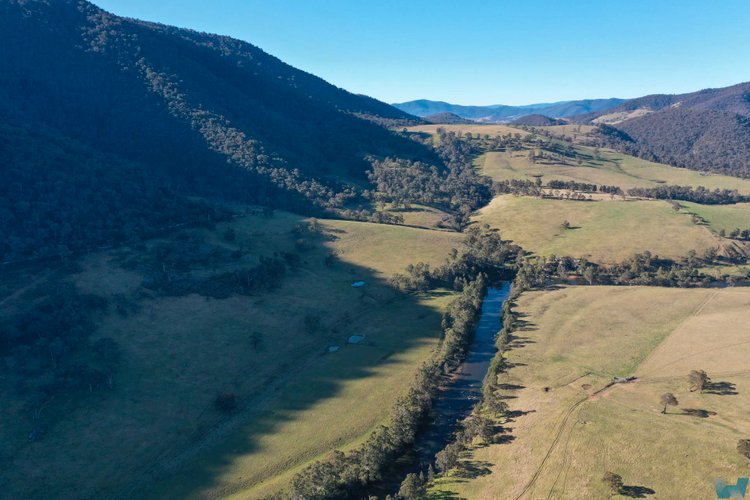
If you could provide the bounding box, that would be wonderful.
[0,209,462,499]
[432,286,750,499]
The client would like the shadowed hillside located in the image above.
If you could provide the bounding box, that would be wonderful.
[0,0,434,262]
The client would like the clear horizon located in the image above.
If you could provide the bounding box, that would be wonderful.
[92,0,750,106]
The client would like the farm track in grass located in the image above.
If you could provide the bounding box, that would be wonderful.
[434,286,750,499]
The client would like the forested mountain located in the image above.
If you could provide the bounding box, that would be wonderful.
[393,98,624,122]
[582,82,750,177]
[423,112,473,124]
[0,0,428,262]
[511,114,566,126]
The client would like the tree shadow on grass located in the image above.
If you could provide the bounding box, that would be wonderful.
[452,460,493,480]
[427,489,465,499]
[109,216,460,499]
[620,484,656,497]
[680,408,717,418]
[703,380,738,395]
[497,383,525,391]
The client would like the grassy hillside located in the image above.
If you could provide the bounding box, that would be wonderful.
[680,201,750,233]
[408,124,529,138]
[434,286,750,499]
[0,209,462,499]
[474,195,718,263]
[478,145,750,195]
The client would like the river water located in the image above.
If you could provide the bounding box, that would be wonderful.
[369,282,511,497]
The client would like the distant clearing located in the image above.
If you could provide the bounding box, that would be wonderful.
[474,195,718,263]
[434,286,750,499]
[680,201,750,233]
[407,123,529,138]
[479,146,750,195]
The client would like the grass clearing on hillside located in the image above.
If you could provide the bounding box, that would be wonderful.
[434,286,750,499]
[0,209,461,499]
[479,147,750,194]
[680,201,750,233]
[407,124,529,138]
[474,195,718,263]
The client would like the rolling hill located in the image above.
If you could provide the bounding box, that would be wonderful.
[0,0,431,262]
[511,114,566,126]
[423,112,473,124]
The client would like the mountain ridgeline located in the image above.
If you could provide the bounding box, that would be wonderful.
[392,98,625,122]
[0,0,430,262]
[581,82,750,177]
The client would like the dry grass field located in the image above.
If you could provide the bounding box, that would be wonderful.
[0,209,462,499]
[474,195,719,263]
[479,147,750,195]
[407,123,530,138]
[433,286,750,499]
[680,202,750,234]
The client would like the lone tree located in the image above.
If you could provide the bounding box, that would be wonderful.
[660,392,679,414]
[398,472,423,499]
[602,471,624,496]
[688,369,710,392]
[738,439,750,460]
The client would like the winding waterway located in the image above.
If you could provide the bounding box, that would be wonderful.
[371,282,511,496]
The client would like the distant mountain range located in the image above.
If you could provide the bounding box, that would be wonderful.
[392,98,625,123]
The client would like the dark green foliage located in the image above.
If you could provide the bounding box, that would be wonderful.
[688,370,710,392]
[0,0,435,261]
[289,277,489,498]
[0,283,114,402]
[391,225,519,291]
[435,442,461,472]
[214,392,237,412]
[514,251,722,291]
[628,185,749,204]
[594,109,750,178]
[738,439,750,460]
[398,472,424,499]
[0,124,229,263]
[368,129,493,223]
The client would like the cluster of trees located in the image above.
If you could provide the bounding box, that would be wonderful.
[390,226,520,292]
[514,251,719,290]
[547,180,621,195]
[133,232,292,298]
[628,185,749,205]
[368,131,493,226]
[144,256,288,299]
[493,179,542,197]
[0,283,118,411]
[289,277,488,499]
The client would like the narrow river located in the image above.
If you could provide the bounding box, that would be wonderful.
[369,282,511,497]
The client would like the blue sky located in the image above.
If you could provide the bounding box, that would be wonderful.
[93,1,750,105]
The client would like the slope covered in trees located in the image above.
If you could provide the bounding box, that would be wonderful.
[579,82,750,177]
[0,0,432,261]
